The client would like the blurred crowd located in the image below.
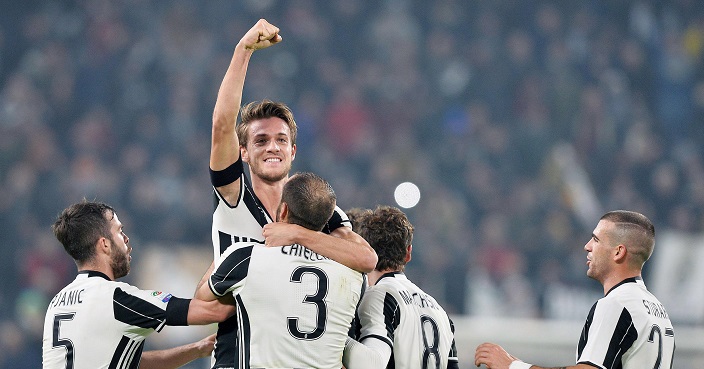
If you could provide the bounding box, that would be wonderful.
[2,1,704,367]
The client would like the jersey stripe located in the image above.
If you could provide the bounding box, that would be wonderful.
[242,175,270,227]
[210,246,254,296]
[113,288,166,331]
[108,336,144,369]
[383,292,401,340]
[214,315,238,368]
[604,308,637,368]
[218,231,232,256]
[236,294,251,369]
[578,302,597,359]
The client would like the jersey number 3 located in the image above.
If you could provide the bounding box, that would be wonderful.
[53,313,76,369]
[288,266,328,340]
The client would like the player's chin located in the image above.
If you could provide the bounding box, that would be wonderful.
[260,170,288,183]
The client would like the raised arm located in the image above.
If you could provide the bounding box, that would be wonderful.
[210,19,282,203]
[262,223,378,273]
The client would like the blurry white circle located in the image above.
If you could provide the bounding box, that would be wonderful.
[394,182,421,208]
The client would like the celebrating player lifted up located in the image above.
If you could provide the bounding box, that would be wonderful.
[206,17,376,275]
[197,172,365,369]
[199,18,377,368]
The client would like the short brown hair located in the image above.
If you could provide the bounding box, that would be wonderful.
[52,201,115,264]
[281,172,336,232]
[358,205,414,271]
[237,100,297,147]
[345,207,372,233]
[600,210,655,268]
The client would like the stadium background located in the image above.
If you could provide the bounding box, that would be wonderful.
[1,0,703,367]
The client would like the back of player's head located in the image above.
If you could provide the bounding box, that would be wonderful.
[237,99,298,147]
[358,205,414,271]
[600,210,655,268]
[281,172,336,232]
[345,207,372,233]
[52,200,115,264]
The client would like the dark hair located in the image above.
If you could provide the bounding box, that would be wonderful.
[600,210,655,267]
[358,205,414,271]
[237,99,298,147]
[345,207,372,233]
[281,172,336,231]
[52,201,115,264]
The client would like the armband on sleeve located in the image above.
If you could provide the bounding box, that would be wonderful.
[210,155,243,187]
[165,297,190,326]
[326,206,351,234]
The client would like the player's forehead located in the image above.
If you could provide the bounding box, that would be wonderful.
[108,212,123,230]
[593,219,614,238]
[248,117,291,138]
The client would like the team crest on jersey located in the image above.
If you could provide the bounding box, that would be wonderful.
[161,293,173,303]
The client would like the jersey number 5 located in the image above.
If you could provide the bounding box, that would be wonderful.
[53,313,76,369]
[288,266,328,340]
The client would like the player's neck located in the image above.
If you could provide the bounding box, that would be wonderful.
[250,174,288,217]
[78,262,115,281]
[601,270,641,295]
[367,269,399,286]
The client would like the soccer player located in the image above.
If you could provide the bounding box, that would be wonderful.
[196,172,365,368]
[342,205,460,369]
[202,18,377,367]
[474,210,675,369]
[42,201,235,369]
[345,207,373,232]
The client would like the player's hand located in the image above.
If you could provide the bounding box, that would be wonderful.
[263,222,302,247]
[474,342,518,369]
[193,334,217,358]
[239,19,282,51]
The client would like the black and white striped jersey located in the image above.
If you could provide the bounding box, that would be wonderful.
[210,172,352,368]
[577,277,675,369]
[208,243,365,369]
[211,174,271,261]
[42,271,188,369]
[352,272,459,369]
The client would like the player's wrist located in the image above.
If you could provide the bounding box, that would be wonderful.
[509,360,533,369]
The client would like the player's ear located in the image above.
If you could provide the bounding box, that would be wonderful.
[97,237,111,256]
[290,143,296,161]
[240,146,250,163]
[613,244,628,264]
[277,202,289,223]
[405,245,412,263]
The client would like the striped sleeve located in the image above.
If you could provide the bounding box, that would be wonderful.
[209,245,254,297]
[357,289,397,349]
[576,298,637,368]
[112,288,168,332]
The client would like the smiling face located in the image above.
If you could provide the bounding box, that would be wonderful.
[241,117,296,184]
[584,219,616,283]
[107,213,131,279]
